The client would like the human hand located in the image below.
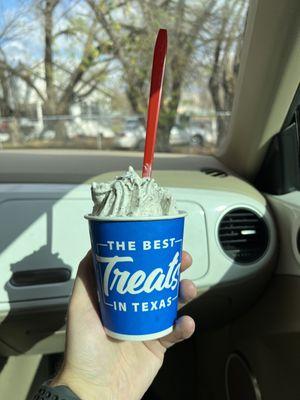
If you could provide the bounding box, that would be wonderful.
[50,250,197,400]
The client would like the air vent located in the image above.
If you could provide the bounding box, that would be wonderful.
[201,168,228,177]
[218,208,269,264]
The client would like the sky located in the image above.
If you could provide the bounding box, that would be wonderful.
[0,0,88,65]
[0,0,19,11]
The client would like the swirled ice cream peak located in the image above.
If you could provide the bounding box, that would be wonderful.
[91,166,178,217]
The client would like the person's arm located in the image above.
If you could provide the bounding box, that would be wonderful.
[32,250,196,400]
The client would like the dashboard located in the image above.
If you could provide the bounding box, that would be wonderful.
[0,170,277,355]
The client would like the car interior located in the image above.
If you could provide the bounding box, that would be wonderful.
[0,0,300,399]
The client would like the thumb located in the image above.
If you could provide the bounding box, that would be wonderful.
[159,316,195,350]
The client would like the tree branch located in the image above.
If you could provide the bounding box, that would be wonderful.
[54,28,77,38]
[42,0,62,113]
[0,60,46,102]
[58,19,100,108]
[118,23,146,35]
[75,65,109,91]
[86,0,131,73]
[77,81,102,99]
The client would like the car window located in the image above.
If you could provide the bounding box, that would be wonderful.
[0,0,248,155]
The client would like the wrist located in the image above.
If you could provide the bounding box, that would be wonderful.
[50,369,113,400]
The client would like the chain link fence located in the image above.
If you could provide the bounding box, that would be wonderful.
[0,113,230,153]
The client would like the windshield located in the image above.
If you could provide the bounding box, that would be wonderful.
[0,0,248,154]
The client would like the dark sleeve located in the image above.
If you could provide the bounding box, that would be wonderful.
[31,382,81,399]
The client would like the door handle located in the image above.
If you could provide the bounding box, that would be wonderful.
[10,268,71,286]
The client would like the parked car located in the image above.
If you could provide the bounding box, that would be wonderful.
[114,119,213,150]
[0,132,10,143]
[66,119,115,139]
[114,125,145,150]
[36,118,115,141]
[0,121,10,143]
[169,124,215,147]
[186,125,215,147]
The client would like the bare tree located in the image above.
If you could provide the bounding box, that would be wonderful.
[157,0,217,150]
[0,1,26,112]
[88,0,217,150]
[0,1,33,145]
[0,0,112,141]
[207,0,247,143]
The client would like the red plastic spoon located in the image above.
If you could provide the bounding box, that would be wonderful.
[142,29,168,178]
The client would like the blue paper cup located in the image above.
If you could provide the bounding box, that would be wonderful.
[85,213,186,341]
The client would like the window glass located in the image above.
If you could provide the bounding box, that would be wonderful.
[0,0,248,154]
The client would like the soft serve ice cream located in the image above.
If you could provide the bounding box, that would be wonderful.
[91,166,178,217]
